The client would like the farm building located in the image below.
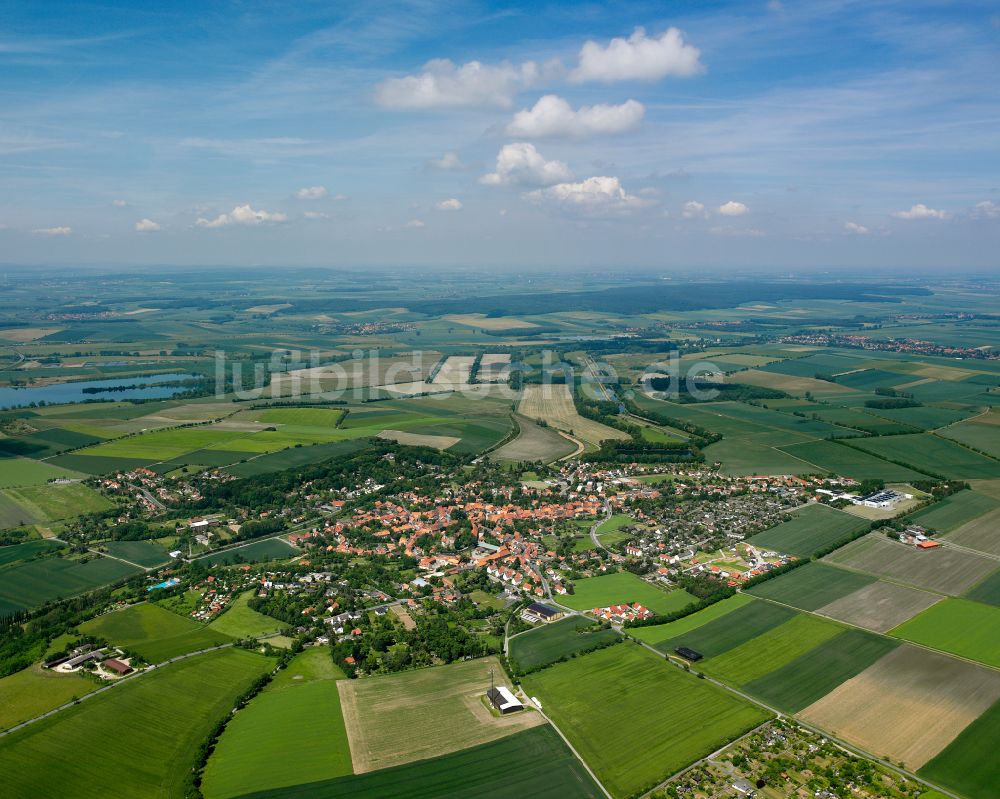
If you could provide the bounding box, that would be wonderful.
[487,686,524,714]
[675,646,703,662]
[521,602,563,624]
[102,658,133,676]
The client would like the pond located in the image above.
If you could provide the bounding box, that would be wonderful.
[0,373,202,409]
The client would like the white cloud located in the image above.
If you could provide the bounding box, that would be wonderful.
[718,200,749,216]
[844,221,870,235]
[972,200,999,219]
[112,199,128,208]
[682,200,706,219]
[506,95,644,138]
[295,186,328,200]
[525,176,647,213]
[134,218,161,232]
[405,219,425,228]
[892,203,948,220]
[570,27,703,83]
[375,59,537,109]
[435,198,463,211]
[303,211,329,219]
[428,151,465,170]
[196,204,288,228]
[480,143,573,186]
[33,226,71,235]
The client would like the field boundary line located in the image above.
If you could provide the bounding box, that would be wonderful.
[527,700,613,799]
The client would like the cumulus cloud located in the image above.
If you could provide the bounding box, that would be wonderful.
[682,200,706,219]
[718,200,749,216]
[196,204,288,228]
[33,226,71,235]
[570,27,702,83]
[435,198,463,211]
[405,219,425,228]
[294,186,328,200]
[892,203,948,220]
[134,218,161,232]
[428,151,466,171]
[525,176,647,214]
[844,221,870,235]
[375,59,537,109]
[972,200,999,219]
[480,143,573,186]
[506,95,644,138]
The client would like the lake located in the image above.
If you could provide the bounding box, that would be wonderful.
[0,373,201,409]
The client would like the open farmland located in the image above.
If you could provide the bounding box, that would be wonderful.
[0,555,142,615]
[631,594,752,647]
[748,503,868,557]
[79,602,233,662]
[963,569,1000,606]
[0,456,83,488]
[704,434,821,476]
[508,615,620,672]
[376,428,459,449]
[799,645,1000,769]
[890,599,1000,668]
[742,628,898,712]
[0,648,272,798]
[700,613,842,685]
[0,663,98,732]
[816,580,944,633]
[941,506,1000,556]
[919,698,1000,799]
[431,355,475,384]
[202,649,351,799]
[518,383,627,449]
[491,414,576,463]
[559,572,695,615]
[232,725,603,799]
[778,439,928,481]
[0,538,62,566]
[747,562,876,611]
[938,413,1000,459]
[824,534,999,595]
[337,656,543,773]
[848,434,1000,480]
[269,352,440,394]
[907,489,1000,532]
[100,540,171,568]
[2,481,112,522]
[655,598,797,658]
[522,643,771,798]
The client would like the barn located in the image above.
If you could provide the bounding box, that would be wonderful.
[675,646,703,662]
[486,686,524,714]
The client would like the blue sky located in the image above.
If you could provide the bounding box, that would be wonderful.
[1,0,998,270]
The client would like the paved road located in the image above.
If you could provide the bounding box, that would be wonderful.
[589,502,612,552]
[0,642,235,738]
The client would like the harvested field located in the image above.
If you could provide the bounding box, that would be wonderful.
[518,383,627,449]
[491,414,576,463]
[799,645,1000,769]
[0,326,64,342]
[728,369,858,396]
[432,355,475,384]
[270,352,439,394]
[919,697,1000,799]
[824,534,998,595]
[943,506,1000,556]
[337,656,543,773]
[376,429,459,449]
[747,562,876,611]
[743,628,898,712]
[477,353,512,381]
[390,604,415,629]
[817,580,943,633]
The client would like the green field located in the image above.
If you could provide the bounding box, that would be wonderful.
[508,615,620,672]
[594,514,637,548]
[703,436,819,476]
[208,591,284,638]
[654,598,796,659]
[919,696,1000,799]
[964,569,1000,607]
[849,434,1000,480]
[748,503,868,557]
[0,538,62,566]
[202,648,351,799]
[630,594,752,647]
[79,602,234,662]
[228,725,603,799]
[522,643,771,798]
[742,628,898,712]
[939,418,1000,459]
[0,554,142,615]
[908,490,1000,533]
[746,562,876,611]
[778,439,928,481]
[101,539,172,567]
[890,598,1000,668]
[256,407,346,426]
[0,664,99,732]
[199,537,298,565]
[0,456,83,488]
[700,613,842,685]
[0,647,272,798]
[561,572,695,615]
[1,481,112,523]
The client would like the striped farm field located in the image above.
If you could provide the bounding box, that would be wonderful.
[919,697,1000,799]
[0,555,142,615]
[941,506,1000,556]
[654,598,796,659]
[907,490,1000,533]
[630,594,752,647]
[847,434,1000,480]
[778,439,928,481]
[522,643,771,798]
[508,615,620,672]
[746,561,875,611]
[890,598,1000,668]
[748,503,868,557]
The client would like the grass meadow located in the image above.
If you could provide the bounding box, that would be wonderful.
[560,572,695,615]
